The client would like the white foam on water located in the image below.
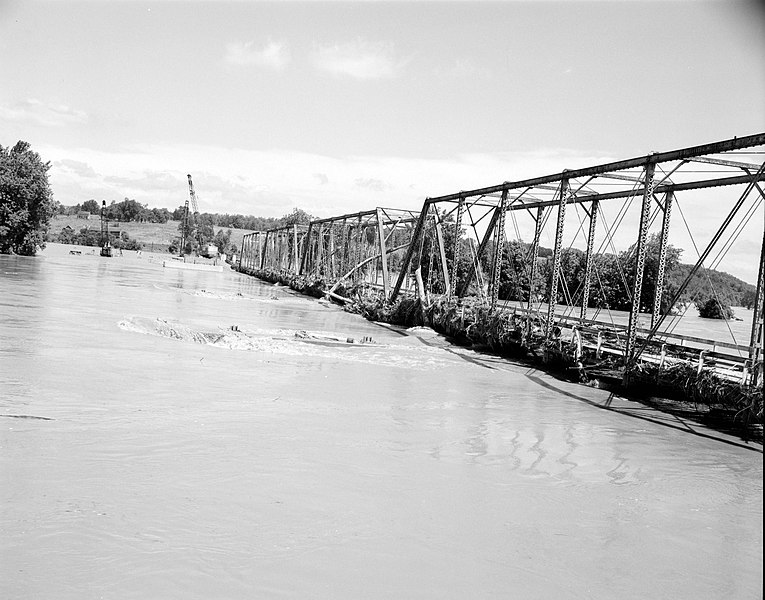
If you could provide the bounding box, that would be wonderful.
[118,316,451,370]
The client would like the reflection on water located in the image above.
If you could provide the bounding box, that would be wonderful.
[0,244,762,600]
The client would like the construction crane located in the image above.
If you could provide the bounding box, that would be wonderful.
[180,174,218,258]
[180,174,202,255]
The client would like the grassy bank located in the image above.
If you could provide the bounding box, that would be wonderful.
[48,216,257,253]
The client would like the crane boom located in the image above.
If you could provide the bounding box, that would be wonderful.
[180,173,203,254]
[187,174,200,215]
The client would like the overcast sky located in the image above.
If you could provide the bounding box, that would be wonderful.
[1,0,763,280]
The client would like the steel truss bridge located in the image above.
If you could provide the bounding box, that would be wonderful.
[238,133,765,387]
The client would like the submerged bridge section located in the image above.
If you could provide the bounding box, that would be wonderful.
[238,134,765,388]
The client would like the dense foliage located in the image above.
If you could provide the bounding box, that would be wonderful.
[56,225,142,251]
[0,141,56,255]
[59,197,172,223]
[416,229,755,314]
[696,296,734,319]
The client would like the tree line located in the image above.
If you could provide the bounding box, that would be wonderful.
[59,199,315,232]
[418,221,757,318]
[60,198,173,224]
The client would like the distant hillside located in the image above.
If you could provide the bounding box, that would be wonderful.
[533,241,756,308]
[47,216,257,253]
[673,264,756,307]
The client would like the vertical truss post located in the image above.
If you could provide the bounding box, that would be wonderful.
[375,208,391,298]
[340,218,348,275]
[260,231,270,269]
[280,233,285,268]
[749,229,765,386]
[353,216,363,284]
[450,196,465,299]
[316,224,324,276]
[292,224,299,273]
[545,177,570,338]
[329,225,337,278]
[284,231,290,270]
[651,191,674,328]
[456,206,501,298]
[623,159,657,383]
[526,205,545,338]
[277,232,283,269]
[580,199,599,320]
[488,189,508,311]
[434,211,451,297]
[299,223,313,275]
[390,205,429,302]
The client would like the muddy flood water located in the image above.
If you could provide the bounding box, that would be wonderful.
[1,244,762,599]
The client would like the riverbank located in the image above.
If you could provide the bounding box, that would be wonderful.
[243,265,763,442]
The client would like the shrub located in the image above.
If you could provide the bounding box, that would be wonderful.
[696,296,734,319]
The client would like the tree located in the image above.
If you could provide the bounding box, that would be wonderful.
[741,289,756,310]
[75,227,101,247]
[280,208,314,227]
[197,213,215,243]
[212,228,233,255]
[696,296,734,319]
[626,233,682,313]
[497,241,532,302]
[57,225,77,245]
[81,199,100,214]
[150,207,171,224]
[0,141,56,255]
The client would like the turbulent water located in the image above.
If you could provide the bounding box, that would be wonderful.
[1,244,762,599]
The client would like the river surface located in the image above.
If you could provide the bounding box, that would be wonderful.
[1,244,762,599]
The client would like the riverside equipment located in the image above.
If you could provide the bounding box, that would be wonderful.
[99,200,112,257]
[180,174,217,258]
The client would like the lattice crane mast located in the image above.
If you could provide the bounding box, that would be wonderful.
[180,173,203,255]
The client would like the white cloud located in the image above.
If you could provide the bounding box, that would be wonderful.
[312,39,406,80]
[224,40,290,71]
[0,99,87,127]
